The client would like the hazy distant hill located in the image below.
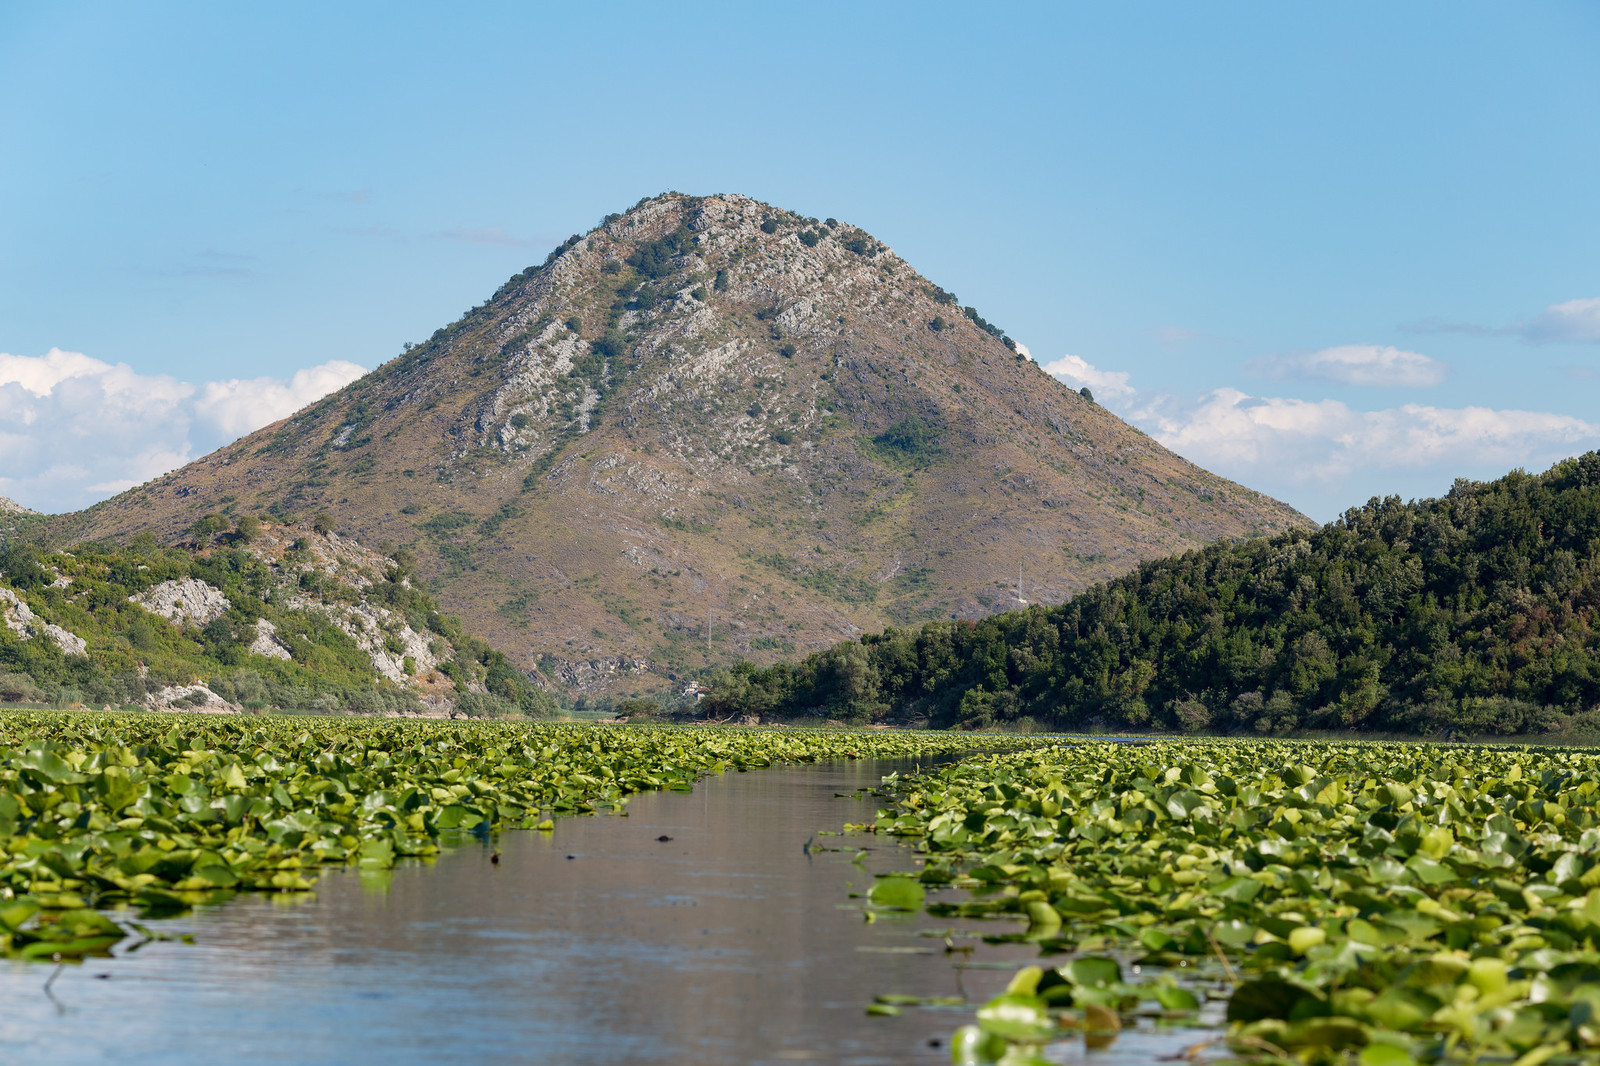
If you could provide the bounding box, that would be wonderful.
[57,192,1308,696]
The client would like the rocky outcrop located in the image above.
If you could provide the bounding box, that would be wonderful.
[131,578,231,626]
[0,588,88,656]
[247,618,292,660]
[145,682,239,713]
[548,655,654,694]
[285,596,438,683]
[0,496,36,516]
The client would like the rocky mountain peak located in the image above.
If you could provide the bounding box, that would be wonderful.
[65,192,1309,697]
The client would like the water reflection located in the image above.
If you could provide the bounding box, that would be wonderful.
[0,758,1210,1064]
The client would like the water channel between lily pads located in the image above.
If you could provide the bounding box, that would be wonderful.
[0,757,1216,1064]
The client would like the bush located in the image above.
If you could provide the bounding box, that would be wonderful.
[457,692,517,718]
[187,514,228,545]
[713,269,729,292]
[234,515,262,543]
[759,218,779,234]
[127,618,158,651]
[313,512,337,535]
[1079,387,1095,403]
[626,224,692,279]
[509,413,531,430]
[0,672,42,704]
[962,305,1007,341]
[565,316,583,332]
[874,415,940,461]
[798,229,820,247]
[615,697,661,720]
[842,233,876,257]
[929,316,947,332]
[1171,697,1212,733]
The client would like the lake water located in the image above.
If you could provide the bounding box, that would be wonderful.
[0,758,1217,1064]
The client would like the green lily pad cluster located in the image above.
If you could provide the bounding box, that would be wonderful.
[0,711,1032,960]
[859,739,1600,1063]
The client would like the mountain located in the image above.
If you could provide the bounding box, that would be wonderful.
[704,453,1600,736]
[57,192,1308,696]
[0,522,553,716]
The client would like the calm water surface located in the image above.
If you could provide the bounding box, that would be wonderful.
[0,758,1214,1064]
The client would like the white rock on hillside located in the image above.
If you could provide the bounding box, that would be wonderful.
[131,578,231,626]
[248,619,292,660]
[146,683,240,713]
[286,595,439,683]
[0,588,88,656]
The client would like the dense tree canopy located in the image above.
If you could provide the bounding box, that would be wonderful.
[706,453,1600,735]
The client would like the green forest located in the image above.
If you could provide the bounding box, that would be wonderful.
[705,453,1600,736]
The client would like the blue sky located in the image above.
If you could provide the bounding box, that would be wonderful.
[2,1,1598,518]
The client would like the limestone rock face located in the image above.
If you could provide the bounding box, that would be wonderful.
[248,618,292,660]
[0,496,36,516]
[0,588,88,656]
[131,578,231,627]
[285,595,437,683]
[145,682,239,713]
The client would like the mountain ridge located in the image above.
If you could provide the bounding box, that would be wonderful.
[51,192,1310,695]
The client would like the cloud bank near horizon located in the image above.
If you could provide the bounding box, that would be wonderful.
[1043,348,1600,521]
[0,349,365,513]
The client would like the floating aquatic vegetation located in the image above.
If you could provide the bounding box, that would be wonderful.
[856,739,1600,1063]
[0,711,1036,961]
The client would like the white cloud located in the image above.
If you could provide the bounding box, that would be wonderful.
[198,361,366,438]
[1041,350,1600,520]
[1041,353,1135,399]
[1248,344,1447,388]
[0,348,365,514]
[1522,297,1600,344]
[1150,390,1598,483]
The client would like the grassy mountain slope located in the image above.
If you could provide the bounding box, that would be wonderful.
[704,454,1600,735]
[57,192,1308,695]
[0,522,552,717]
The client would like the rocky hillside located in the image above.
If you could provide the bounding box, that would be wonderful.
[58,192,1309,696]
[0,521,553,716]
